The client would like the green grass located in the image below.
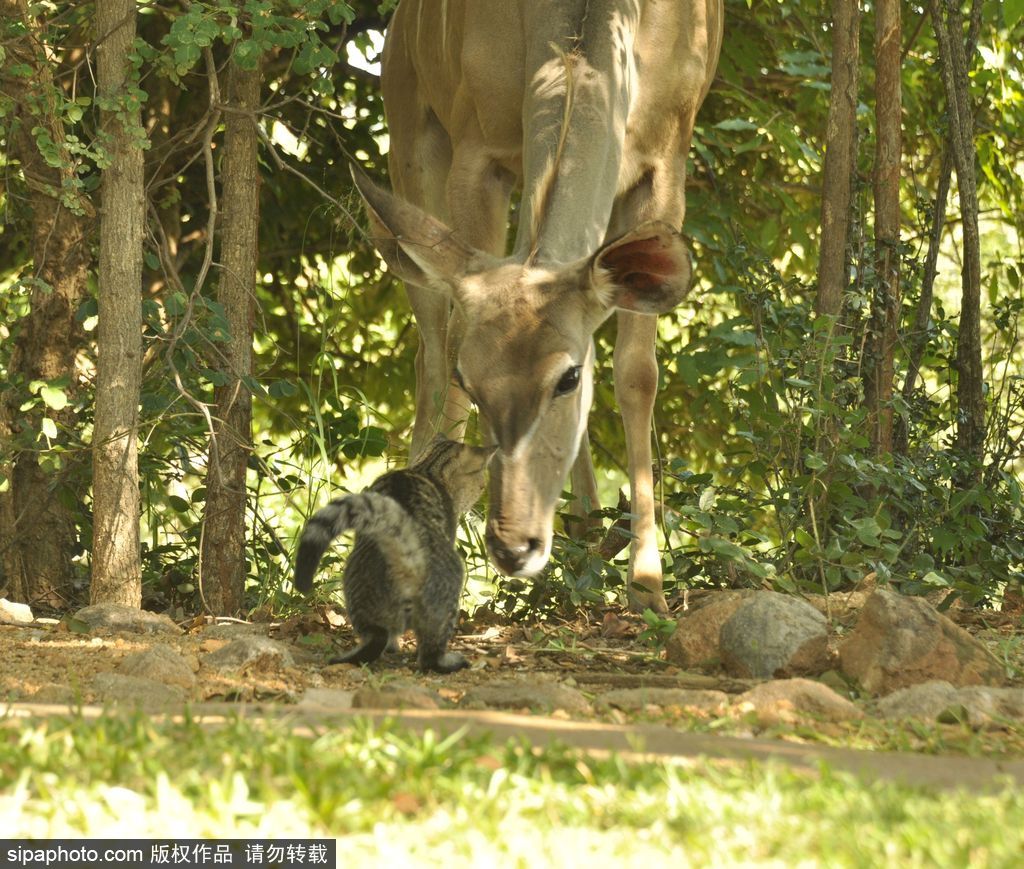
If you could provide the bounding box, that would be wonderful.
[2,711,1023,866]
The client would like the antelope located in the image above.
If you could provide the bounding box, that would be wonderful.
[353,0,724,612]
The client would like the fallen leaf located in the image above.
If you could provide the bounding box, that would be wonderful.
[600,611,633,639]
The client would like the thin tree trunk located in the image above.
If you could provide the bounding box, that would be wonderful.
[816,0,861,318]
[894,150,952,455]
[0,0,92,607]
[200,55,261,616]
[91,0,146,605]
[863,0,902,455]
[930,0,985,472]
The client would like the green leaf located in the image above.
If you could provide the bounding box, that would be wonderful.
[40,386,68,411]
[1006,0,1024,29]
[168,495,191,513]
[41,417,58,439]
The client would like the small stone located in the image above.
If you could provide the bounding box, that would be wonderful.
[838,589,1004,695]
[296,688,355,711]
[598,687,729,715]
[876,681,960,721]
[73,603,181,636]
[92,673,186,711]
[879,682,1024,727]
[31,684,79,705]
[460,680,591,714]
[735,678,865,725]
[201,622,268,640]
[664,591,755,670]
[117,644,196,691]
[352,684,441,710]
[202,636,294,672]
[719,591,830,679]
[0,598,34,625]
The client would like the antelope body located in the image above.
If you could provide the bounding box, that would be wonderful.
[356,0,723,611]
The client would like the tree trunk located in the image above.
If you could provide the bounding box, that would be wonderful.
[0,0,92,607]
[930,0,985,472]
[200,55,261,616]
[863,0,902,455]
[91,0,146,606]
[816,0,861,319]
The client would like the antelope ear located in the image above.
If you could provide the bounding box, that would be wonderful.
[350,165,476,292]
[588,221,692,314]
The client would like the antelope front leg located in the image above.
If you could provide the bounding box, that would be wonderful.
[566,430,602,541]
[614,311,667,614]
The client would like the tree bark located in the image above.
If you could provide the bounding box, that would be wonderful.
[91,0,146,605]
[816,0,861,319]
[199,55,261,616]
[930,0,985,472]
[863,0,902,455]
[0,0,92,607]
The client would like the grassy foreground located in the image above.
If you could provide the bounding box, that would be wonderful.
[1,711,1022,866]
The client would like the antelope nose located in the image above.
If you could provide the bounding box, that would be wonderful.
[486,529,543,576]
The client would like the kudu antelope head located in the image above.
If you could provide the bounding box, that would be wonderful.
[353,169,692,577]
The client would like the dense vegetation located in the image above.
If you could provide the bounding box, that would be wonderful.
[0,0,1021,616]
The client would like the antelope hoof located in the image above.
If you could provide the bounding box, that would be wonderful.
[627,576,669,615]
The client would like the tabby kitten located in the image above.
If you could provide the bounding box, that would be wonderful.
[294,436,493,673]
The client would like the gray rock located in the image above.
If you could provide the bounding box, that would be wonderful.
[31,684,79,705]
[73,603,181,636]
[719,591,830,679]
[92,673,186,711]
[117,644,196,691]
[664,591,754,670]
[878,681,1024,727]
[876,681,959,721]
[599,687,729,715]
[200,622,269,640]
[202,636,294,672]
[735,678,864,725]
[296,688,355,711]
[352,684,442,710]
[461,680,591,714]
[838,589,1004,695]
[0,598,34,625]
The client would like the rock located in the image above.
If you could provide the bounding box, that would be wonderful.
[461,680,591,714]
[31,684,79,704]
[803,591,870,625]
[200,622,269,640]
[876,681,960,721]
[598,687,729,715]
[878,681,1024,727]
[203,636,294,672]
[735,678,864,725]
[92,673,186,711]
[117,644,196,691]
[0,598,34,625]
[719,591,830,679]
[296,688,355,711]
[954,686,1024,726]
[664,591,754,670]
[352,684,441,710]
[838,589,1004,695]
[73,603,181,636]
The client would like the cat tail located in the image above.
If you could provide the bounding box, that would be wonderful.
[294,492,421,593]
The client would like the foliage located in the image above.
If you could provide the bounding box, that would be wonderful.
[5,712,1024,862]
[0,0,1022,615]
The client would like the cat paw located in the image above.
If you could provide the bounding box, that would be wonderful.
[420,651,469,673]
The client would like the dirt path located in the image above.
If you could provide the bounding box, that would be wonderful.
[4,699,1023,793]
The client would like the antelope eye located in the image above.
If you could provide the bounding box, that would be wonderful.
[554,365,581,396]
